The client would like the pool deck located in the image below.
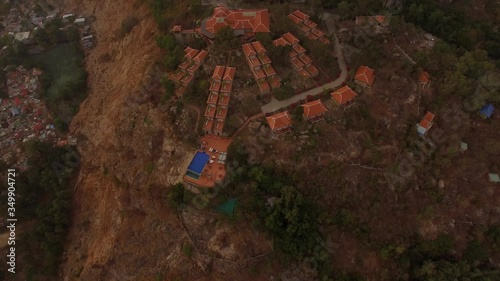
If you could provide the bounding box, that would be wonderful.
[183,135,232,188]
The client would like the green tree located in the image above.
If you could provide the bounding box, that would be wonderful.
[214,26,240,51]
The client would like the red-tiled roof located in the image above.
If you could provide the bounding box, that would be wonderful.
[210,80,221,92]
[291,10,309,21]
[259,54,271,65]
[242,43,256,57]
[287,14,303,24]
[354,66,375,86]
[300,24,312,33]
[299,54,312,65]
[203,6,270,35]
[218,93,230,106]
[207,92,219,104]
[203,119,214,132]
[303,20,317,29]
[212,65,225,80]
[223,66,236,81]
[187,63,201,73]
[419,71,430,83]
[172,25,182,32]
[254,68,266,79]
[205,105,216,118]
[307,33,319,40]
[258,79,270,92]
[419,119,432,129]
[178,60,191,70]
[266,111,292,130]
[214,120,225,133]
[289,50,298,58]
[249,56,262,68]
[251,41,267,54]
[263,65,276,76]
[293,44,306,54]
[319,37,331,44]
[305,64,319,77]
[193,49,208,63]
[181,73,194,85]
[216,106,228,119]
[298,68,310,78]
[269,75,281,90]
[423,111,435,123]
[184,47,199,60]
[291,57,305,69]
[220,81,233,93]
[273,37,288,47]
[302,99,327,118]
[283,32,300,45]
[311,28,324,38]
[331,86,358,105]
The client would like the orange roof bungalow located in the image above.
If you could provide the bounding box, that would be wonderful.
[172,25,182,33]
[213,120,225,136]
[242,43,257,58]
[303,20,317,30]
[266,111,293,135]
[198,6,270,40]
[212,65,225,81]
[354,66,375,89]
[252,41,267,54]
[184,47,200,60]
[268,75,281,90]
[331,85,358,107]
[293,44,306,55]
[301,99,328,122]
[419,71,431,89]
[209,80,222,93]
[259,54,272,65]
[291,56,305,70]
[181,73,195,85]
[193,49,208,64]
[205,104,217,119]
[253,68,266,80]
[283,32,300,45]
[263,64,277,76]
[178,60,191,70]
[207,92,219,105]
[203,119,215,134]
[290,10,309,22]
[216,106,228,120]
[319,37,331,44]
[223,66,236,82]
[273,37,289,47]
[187,62,201,73]
[289,49,299,58]
[305,64,319,78]
[417,111,435,136]
[299,54,313,66]
[218,92,230,106]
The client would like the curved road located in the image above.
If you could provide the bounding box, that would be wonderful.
[261,37,348,114]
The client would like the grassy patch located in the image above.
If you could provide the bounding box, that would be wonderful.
[31,42,87,130]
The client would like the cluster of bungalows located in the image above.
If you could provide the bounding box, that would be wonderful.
[287,10,330,44]
[170,47,209,97]
[266,99,328,135]
[203,66,236,136]
[242,41,281,94]
[273,32,319,79]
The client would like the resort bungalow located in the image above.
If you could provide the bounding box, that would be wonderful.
[266,111,292,135]
[331,86,357,108]
[417,111,435,136]
[479,104,495,118]
[301,99,328,122]
[354,66,375,90]
[419,71,431,90]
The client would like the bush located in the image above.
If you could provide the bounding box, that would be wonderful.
[121,16,140,36]
[273,85,295,101]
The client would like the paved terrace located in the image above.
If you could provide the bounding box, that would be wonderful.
[261,37,348,114]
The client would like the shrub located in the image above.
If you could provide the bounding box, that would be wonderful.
[121,16,140,36]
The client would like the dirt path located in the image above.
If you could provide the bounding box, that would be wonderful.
[261,37,348,114]
[231,112,266,139]
[185,104,201,133]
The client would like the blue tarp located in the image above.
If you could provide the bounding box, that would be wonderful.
[187,152,210,175]
[479,104,495,118]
